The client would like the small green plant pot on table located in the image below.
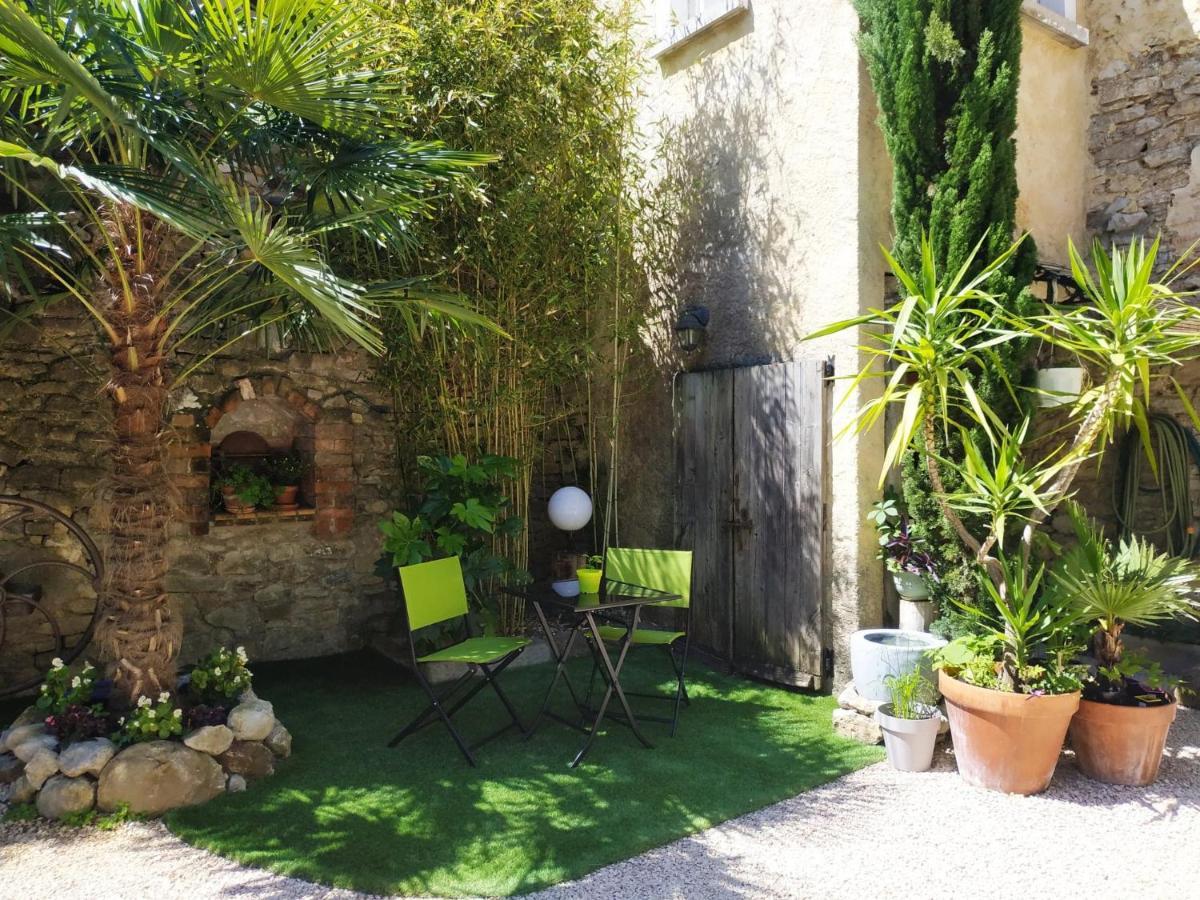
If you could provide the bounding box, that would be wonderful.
[576,568,602,594]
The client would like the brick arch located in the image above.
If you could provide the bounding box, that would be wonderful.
[169,374,354,538]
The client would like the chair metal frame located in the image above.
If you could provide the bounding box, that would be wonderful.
[387,558,528,767]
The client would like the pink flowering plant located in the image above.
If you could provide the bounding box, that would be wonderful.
[117,692,184,744]
[36,658,98,714]
[187,646,252,704]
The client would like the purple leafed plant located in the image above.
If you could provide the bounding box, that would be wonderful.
[884,520,939,579]
[45,703,112,743]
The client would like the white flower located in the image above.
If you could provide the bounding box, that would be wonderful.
[137,696,151,708]
[51,657,64,669]
[40,684,49,693]
[118,717,125,725]
[71,676,82,689]
[236,647,248,663]
[173,709,182,719]
[146,709,155,718]
[82,662,94,672]
[158,692,170,703]
[213,668,221,676]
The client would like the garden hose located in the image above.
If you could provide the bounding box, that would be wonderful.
[1113,413,1200,558]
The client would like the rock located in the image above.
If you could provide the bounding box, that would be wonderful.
[36,775,96,820]
[0,753,22,785]
[238,687,258,704]
[184,724,234,756]
[837,683,884,718]
[8,774,36,805]
[1,707,44,749]
[5,722,48,751]
[97,741,225,815]
[24,748,60,790]
[263,722,291,758]
[217,740,274,779]
[832,707,882,745]
[58,739,116,778]
[226,699,274,741]
[12,734,57,763]
[226,774,247,793]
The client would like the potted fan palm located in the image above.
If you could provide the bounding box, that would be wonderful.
[1051,502,1200,785]
[809,232,1200,794]
[875,669,942,772]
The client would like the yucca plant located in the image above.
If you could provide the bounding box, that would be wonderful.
[1052,501,1200,693]
[811,232,1200,692]
[0,0,495,704]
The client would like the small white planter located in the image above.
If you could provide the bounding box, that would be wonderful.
[1035,367,1084,408]
[899,599,935,633]
[849,629,947,702]
[891,570,930,600]
[876,703,942,772]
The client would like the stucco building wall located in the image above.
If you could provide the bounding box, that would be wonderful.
[621,0,888,685]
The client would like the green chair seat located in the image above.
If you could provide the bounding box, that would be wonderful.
[418,636,531,665]
[594,625,685,646]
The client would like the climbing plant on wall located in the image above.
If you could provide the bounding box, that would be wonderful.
[854,0,1038,616]
[367,0,650,629]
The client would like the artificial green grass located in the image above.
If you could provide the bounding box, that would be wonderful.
[166,651,882,897]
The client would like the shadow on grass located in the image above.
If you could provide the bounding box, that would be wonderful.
[165,651,881,898]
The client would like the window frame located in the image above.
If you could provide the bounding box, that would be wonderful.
[653,0,751,59]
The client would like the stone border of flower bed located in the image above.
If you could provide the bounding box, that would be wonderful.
[0,692,290,820]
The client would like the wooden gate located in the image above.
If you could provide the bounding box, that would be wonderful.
[675,360,829,687]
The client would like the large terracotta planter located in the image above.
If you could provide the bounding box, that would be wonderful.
[1069,698,1177,786]
[939,670,1079,795]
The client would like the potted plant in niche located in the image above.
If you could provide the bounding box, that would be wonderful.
[809,233,1200,794]
[876,669,942,772]
[269,452,308,511]
[1051,502,1200,785]
[869,493,939,631]
[218,464,275,517]
[576,555,604,595]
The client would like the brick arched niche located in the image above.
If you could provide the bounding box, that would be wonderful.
[168,374,354,538]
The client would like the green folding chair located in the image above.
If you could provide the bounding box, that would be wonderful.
[388,556,529,766]
[588,548,693,736]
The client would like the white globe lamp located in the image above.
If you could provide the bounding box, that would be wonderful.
[548,486,593,532]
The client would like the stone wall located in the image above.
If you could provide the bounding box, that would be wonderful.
[1087,1,1200,285]
[0,309,400,689]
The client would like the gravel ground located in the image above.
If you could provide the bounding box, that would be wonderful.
[2,708,1196,900]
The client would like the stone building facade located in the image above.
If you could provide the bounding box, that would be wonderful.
[0,308,399,687]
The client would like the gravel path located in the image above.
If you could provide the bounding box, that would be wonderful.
[2,708,1197,900]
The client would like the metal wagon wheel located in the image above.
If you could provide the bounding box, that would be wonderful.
[0,495,104,698]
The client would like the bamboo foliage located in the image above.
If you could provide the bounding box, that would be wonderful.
[369,0,650,633]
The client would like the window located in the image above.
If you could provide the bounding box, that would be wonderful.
[1036,0,1076,21]
[655,0,750,58]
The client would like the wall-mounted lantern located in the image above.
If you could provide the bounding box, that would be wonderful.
[674,305,710,354]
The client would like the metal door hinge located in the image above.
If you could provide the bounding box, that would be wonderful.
[822,647,835,679]
[823,357,835,378]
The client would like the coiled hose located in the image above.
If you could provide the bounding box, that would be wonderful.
[1113,413,1200,557]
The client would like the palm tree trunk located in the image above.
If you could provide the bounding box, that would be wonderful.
[92,209,183,707]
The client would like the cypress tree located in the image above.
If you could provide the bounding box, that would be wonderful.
[855,0,1037,609]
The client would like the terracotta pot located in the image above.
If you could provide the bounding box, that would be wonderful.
[1069,698,1177,786]
[939,670,1079,795]
[220,486,252,517]
[274,485,299,509]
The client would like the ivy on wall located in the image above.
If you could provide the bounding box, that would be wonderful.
[854,0,1038,615]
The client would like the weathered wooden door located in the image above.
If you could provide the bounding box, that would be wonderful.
[675,360,828,687]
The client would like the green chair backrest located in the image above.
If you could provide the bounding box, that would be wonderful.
[604,548,693,608]
[398,557,469,631]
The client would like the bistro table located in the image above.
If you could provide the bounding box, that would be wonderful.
[504,578,682,767]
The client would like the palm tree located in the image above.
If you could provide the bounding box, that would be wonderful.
[0,0,494,705]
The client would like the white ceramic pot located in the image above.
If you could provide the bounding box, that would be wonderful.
[849,629,947,703]
[876,704,942,772]
[1035,367,1084,408]
[891,570,931,600]
[899,599,936,633]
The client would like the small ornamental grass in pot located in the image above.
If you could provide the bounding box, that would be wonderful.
[1052,502,1200,785]
[875,669,942,772]
[809,233,1200,794]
